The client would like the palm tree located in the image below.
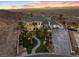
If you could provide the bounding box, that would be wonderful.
[43,27,49,40]
[32,21,37,32]
[26,32,33,44]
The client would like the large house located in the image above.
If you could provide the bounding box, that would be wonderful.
[22,15,49,31]
[24,21,43,31]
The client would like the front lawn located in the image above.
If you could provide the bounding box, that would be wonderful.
[36,28,50,53]
[17,21,52,54]
[19,31,37,54]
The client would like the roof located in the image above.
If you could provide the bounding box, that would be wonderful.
[22,15,48,24]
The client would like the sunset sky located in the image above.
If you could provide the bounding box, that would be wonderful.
[0,1,79,9]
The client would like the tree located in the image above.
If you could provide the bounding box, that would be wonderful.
[27,32,33,44]
[43,27,48,40]
[17,21,24,31]
[58,14,63,20]
[17,22,26,47]
[32,21,37,31]
[32,22,37,26]
[19,30,27,47]
[36,27,43,38]
[30,13,33,17]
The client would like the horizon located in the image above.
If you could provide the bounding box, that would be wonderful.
[0,1,79,9]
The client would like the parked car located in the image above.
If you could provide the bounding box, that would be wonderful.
[53,25,59,29]
[53,24,63,29]
[68,26,77,31]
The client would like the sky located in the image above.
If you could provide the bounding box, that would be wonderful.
[0,1,79,6]
[0,1,37,6]
[0,1,79,9]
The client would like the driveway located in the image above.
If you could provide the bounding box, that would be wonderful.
[31,36,41,54]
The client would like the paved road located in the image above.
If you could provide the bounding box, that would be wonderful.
[26,53,69,57]
[31,36,41,54]
[41,14,71,56]
[52,29,71,56]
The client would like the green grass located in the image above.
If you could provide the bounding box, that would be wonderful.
[18,23,51,54]
[19,31,37,54]
[36,35,49,53]
[36,44,48,53]
[26,38,37,54]
[22,38,37,54]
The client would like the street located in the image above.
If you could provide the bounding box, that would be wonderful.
[52,28,71,56]
[41,14,72,56]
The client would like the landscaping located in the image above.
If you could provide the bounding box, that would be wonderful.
[17,21,52,54]
[36,27,52,53]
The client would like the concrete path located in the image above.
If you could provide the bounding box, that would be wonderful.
[31,36,41,54]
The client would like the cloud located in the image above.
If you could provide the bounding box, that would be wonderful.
[0,1,79,9]
[64,1,79,6]
[30,1,79,8]
[31,1,65,8]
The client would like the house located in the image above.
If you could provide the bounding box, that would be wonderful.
[23,15,49,31]
[24,21,43,31]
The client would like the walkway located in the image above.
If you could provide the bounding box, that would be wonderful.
[31,36,41,54]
